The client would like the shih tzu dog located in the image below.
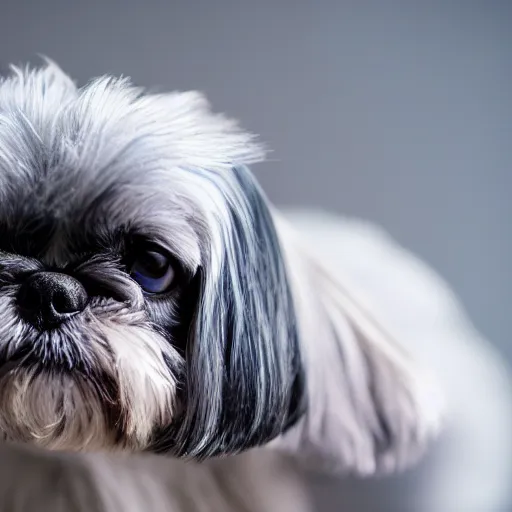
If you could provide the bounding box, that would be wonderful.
[0,61,450,511]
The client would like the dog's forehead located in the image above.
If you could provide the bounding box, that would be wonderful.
[0,109,172,260]
[0,66,193,260]
[0,72,170,209]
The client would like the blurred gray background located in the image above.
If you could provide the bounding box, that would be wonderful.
[1,1,510,510]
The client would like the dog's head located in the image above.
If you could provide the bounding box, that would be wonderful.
[0,62,304,456]
[0,62,442,474]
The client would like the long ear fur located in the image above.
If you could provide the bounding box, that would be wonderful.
[268,212,444,476]
[170,166,305,458]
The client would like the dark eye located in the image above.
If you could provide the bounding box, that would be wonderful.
[129,246,175,294]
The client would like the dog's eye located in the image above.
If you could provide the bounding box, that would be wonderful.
[129,247,175,294]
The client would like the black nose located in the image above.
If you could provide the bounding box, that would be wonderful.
[17,272,88,329]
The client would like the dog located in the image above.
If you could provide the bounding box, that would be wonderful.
[0,61,447,511]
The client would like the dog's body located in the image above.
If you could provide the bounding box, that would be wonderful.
[0,62,509,511]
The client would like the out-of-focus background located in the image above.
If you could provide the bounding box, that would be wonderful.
[1,1,510,510]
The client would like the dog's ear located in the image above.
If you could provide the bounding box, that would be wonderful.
[268,214,444,475]
[171,165,305,458]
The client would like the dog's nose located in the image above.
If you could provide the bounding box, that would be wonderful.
[17,272,88,329]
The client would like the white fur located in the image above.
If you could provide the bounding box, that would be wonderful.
[0,60,265,197]
[93,315,180,447]
[283,210,512,510]
[268,211,444,475]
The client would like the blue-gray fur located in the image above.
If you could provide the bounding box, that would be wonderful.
[168,165,304,457]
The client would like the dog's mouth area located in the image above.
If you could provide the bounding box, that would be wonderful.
[1,340,80,373]
[0,348,40,379]
[0,303,183,452]
[0,299,131,373]
[0,310,124,449]
[1,334,105,377]
[0,362,126,451]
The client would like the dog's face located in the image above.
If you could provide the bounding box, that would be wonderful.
[0,63,304,457]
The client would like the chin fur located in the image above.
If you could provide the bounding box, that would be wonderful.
[0,291,183,451]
